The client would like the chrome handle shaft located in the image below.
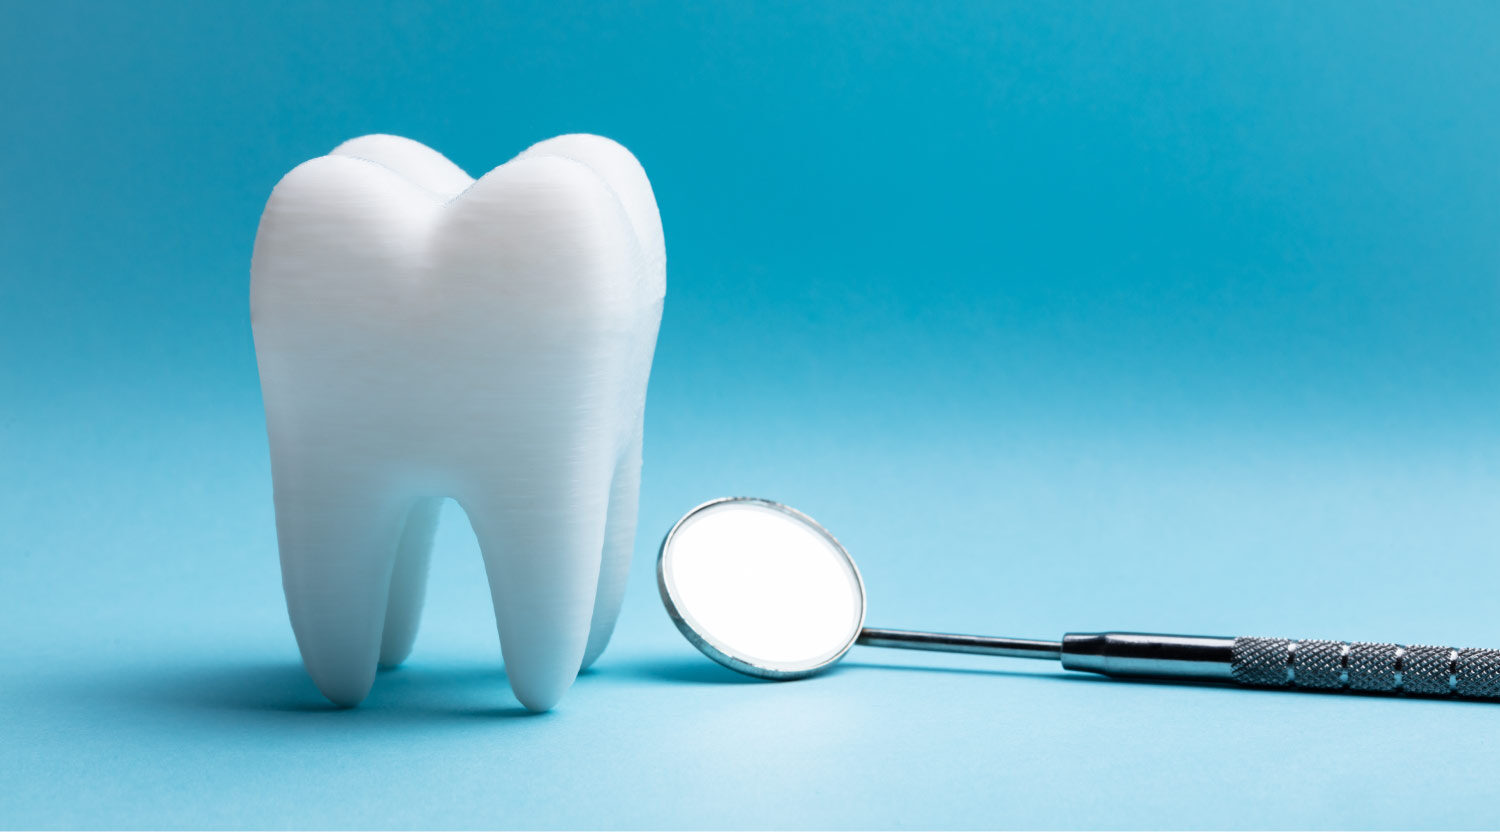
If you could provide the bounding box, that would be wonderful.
[857,628,1500,699]
[1060,632,1234,680]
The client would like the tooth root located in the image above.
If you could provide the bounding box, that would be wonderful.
[273,470,407,707]
[462,467,614,712]
[581,428,644,670]
[378,497,443,669]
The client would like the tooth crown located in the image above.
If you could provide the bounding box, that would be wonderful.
[251,134,664,712]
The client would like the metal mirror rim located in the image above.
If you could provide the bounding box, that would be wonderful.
[656,496,869,680]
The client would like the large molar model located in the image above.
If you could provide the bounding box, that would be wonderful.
[250,134,664,712]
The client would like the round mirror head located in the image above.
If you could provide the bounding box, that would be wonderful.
[657,497,867,679]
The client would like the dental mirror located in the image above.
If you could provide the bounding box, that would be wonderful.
[657,497,1500,700]
[656,497,866,678]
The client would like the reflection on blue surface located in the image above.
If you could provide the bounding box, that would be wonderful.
[2,1,1498,827]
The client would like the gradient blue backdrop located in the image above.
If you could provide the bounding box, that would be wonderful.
[2,2,1498,828]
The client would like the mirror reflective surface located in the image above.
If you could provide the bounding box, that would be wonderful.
[657,498,867,678]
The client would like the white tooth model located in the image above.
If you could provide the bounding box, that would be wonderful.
[250,134,664,712]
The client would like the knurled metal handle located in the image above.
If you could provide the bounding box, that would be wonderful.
[1232,637,1500,697]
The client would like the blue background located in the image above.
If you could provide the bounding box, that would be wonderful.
[2,1,1498,828]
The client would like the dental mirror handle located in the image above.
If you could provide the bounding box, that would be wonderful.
[857,628,1500,699]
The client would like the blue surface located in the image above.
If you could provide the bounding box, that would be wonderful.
[3,1,1499,828]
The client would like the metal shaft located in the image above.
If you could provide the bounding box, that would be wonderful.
[857,628,1062,660]
[857,628,1500,699]
[1060,632,1235,680]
